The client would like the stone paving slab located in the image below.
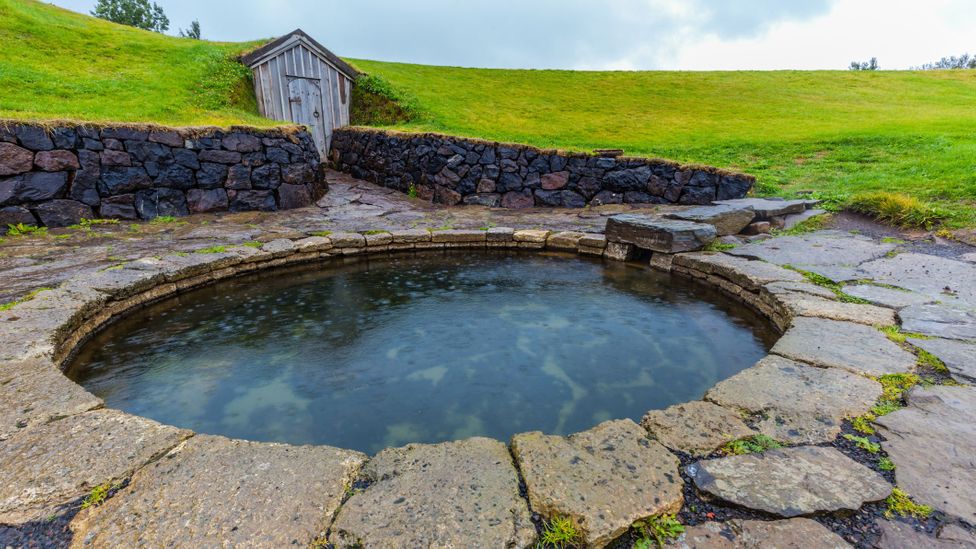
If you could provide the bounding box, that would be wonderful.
[0,409,190,523]
[673,252,806,292]
[705,355,882,444]
[875,520,976,549]
[727,231,897,282]
[874,385,976,523]
[606,214,716,253]
[0,359,102,439]
[641,401,755,457]
[70,435,366,548]
[907,337,976,383]
[685,446,891,517]
[839,284,935,309]
[664,204,755,236]
[328,437,535,548]
[855,252,976,308]
[772,291,898,326]
[511,419,683,548]
[900,303,976,341]
[712,198,807,219]
[676,518,851,548]
[770,317,917,376]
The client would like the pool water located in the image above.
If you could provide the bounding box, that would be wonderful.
[67,252,776,454]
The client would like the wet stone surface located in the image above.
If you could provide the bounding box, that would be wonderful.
[685,446,891,517]
[512,419,683,548]
[705,355,881,444]
[641,401,755,457]
[70,435,366,548]
[0,409,189,524]
[328,437,535,548]
[727,231,897,282]
[874,385,976,524]
[770,317,917,377]
[676,518,851,548]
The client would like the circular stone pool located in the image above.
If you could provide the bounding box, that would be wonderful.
[67,252,776,454]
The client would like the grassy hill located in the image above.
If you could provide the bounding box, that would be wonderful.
[350,59,976,227]
[0,0,272,127]
[1,0,974,227]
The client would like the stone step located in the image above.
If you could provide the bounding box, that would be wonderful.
[663,204,755,236]
[713,198,811,219]
[605,214,716,253]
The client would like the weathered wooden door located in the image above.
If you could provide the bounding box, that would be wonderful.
[287,76,331,156]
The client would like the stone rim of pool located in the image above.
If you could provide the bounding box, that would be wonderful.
[64,250,778,454]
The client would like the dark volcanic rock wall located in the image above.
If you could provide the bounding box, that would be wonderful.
[0,122,325,230]
[329,128,754,208]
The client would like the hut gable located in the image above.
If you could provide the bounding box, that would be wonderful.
[243,29,360,156]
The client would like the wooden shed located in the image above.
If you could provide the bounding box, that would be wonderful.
[242,29,359,156]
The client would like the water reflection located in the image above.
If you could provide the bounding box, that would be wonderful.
[67,251,776,454]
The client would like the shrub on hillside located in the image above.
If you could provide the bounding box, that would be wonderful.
[91,0,169,33]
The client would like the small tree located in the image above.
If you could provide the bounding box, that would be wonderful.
[914,53,976,70]
[849,57,879,71]
[91,0,169,33]
[180,20,201,40]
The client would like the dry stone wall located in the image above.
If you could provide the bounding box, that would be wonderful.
[0,122,325,230]
[330,127,754,208]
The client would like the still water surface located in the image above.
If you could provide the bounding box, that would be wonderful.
[68,252,776,454]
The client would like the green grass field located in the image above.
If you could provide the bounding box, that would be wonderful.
[1,0,974,226]
[350,60,976,227]
[0,0,272,127]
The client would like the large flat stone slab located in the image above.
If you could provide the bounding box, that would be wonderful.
[771,317,917,376]
[677,518,851,548]
[70,435,366,547]
[0,360,102,439]
[856,253,976,308]
[641,401,755,457]
[874,385,976,523]
[511,419,683,548]
[875,519,976,549]
[328,437,534,548]
[839,284,934,309]
[0,409,189,523]
[673,252,805,292]
[685,446,891,517]
[900,303,976,341]
[606,214,716,253]
[664,204,755,236]
[908,337,976,383]
[771,292,898,326]
[712,198,807,219]
[705,355,881,443]
[727,231,897,282]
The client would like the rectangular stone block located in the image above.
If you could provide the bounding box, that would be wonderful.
[604,242,635,261]
[486,227,515,242]
[390,229,431,243]
[430,229,487,243]
[364,232,393,246]
[606,214,716,253]
[513,229,550,243]
[546,231,585,251]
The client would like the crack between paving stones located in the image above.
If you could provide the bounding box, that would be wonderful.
[505,442,540,544]
[319,456,373,548]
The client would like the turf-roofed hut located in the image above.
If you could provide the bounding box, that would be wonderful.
[242,29,360,156]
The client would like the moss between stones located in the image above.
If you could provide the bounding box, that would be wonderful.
[884,488,933,519]
[0,287,52,312]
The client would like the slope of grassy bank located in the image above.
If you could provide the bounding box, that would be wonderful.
[350,60,976,227]
[0,0,272,127]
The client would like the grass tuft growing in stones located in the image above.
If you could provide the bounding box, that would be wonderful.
[633,514,685,549]
[194,245,227,254]
[0,287,53,312]
[783,266,872,304]
[242,241,263,248]
[81,483,112,510]
[6,223,47,237]
[772,213,832,236]
[884,488,933,519]
[842,434,880,454]
[537,515,584,548]
[310,230,333,237]
[878,457,896,471]
[721,434,782,456]
[879,327,949,374]
[702,241,737,252]
[150,216,179,224]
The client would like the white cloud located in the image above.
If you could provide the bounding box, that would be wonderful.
[47,0,976,70]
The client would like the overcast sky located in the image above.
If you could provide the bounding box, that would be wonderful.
[49,0,975,70]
